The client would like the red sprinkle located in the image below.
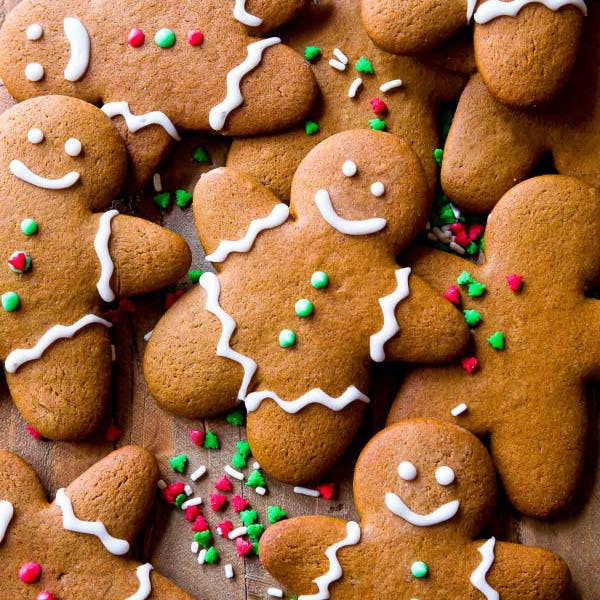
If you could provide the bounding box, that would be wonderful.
[187,30,204,46]
[105,424,122,442]
[469,224,485,241]
[185,505,201,523]
[8,252,27,271]
[370,97,388,115]
[506,274,523,292]
[449,223,466,235]
[235,537,253,556]
[443,285,461,305]
[215,475,232,492]
[209,493,227,511]
[454,230,470,248]
[18,562,42,584]
[128,28,145,48]
[317,483,335,499]
[162,482,185,505]
[192,515,209,532]
[26,425,43,440]
[189,429,205,446]
[461,357,479,374]
[231,495,249,513]
[36,593,55,600]
[216,520,233,538]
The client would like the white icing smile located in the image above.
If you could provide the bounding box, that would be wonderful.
[384,492,460,526]
[9,159,80,190]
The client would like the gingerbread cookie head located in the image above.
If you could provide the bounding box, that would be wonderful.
[361,0,586,106]
[0,446,194,599]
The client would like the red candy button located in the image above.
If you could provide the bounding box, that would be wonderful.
[18,562,42,584]
[128,28,145,48]
[187,30,204,46]
[37,593,56,600]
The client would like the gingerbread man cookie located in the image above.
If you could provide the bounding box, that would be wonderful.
[227,0,466,201]
[441,3,599,214]
[0,0,317,186]
[145,130,469,483]
[260,419,571,599]
[0,445,195,599]
[0,95,191,441]
[389,175,600,518]
[361,0,586,107]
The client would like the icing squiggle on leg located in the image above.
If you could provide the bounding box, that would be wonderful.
[474,0,587,24]
[101,102,181,141]
[125,563,154,600]
[470,537,499,600]
[94,209,119,302]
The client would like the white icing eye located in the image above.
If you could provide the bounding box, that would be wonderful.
[27,128,44,144]
[371,181,385,197]
[398,461,417,481]
[342,160,357,177]
[26,24,43,41]
[64,138,82,157]
[25,62,44,82]
[435,466,455,486]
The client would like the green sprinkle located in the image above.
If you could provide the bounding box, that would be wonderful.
[305,120,319,136]
[195,530,213,548]
[467,281,486,297]
[226,408,245,427]
[236,440,251,459]
[204,431,220,449]
[175,189,193,208]
[188,269,204,283]
[479,236,485,253]
[175,493,187,508]
[1,291,19,312]
[456,271,474,286]
[231,452,247,469]
[247,523,265,541]
[252,541,260,555]
[169,454,187,473]
[267,505,287,523]
[193,146,210,163]
[279,329,296,348]
[246,469,265,489]
[295,298,313,317]
[411,561,428,578]
[466,241,479,255]
[304,46,321,61]
[311,271,329,289]
[487,331,505,350]
[433,148,444,165]
[204,546,219,564]
[369,118,387,131]
[154,28,176,48]
[239,509,258,527]
[153,192,171,209]
[20,218,38,236]
[355,56,374,74]
[463,309,482,328]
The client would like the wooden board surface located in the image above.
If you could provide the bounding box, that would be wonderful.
[0,2,598,598]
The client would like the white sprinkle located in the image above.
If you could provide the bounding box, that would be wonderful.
[224,564,234,579]
[451,403,468,417]
[190,465,207,482]
[432,227,451,244]
[198,549,207,565]
[184,485,193,496]
[191,541,199,554]
[224,465,244,481]
[111,344,116,362]
[267,588,283,598]
[143,330,153,342]
[370,181,385,197]
[181,497,202,510]
[293,486,320,497]
[333,48,348,64]
[380,78,403,93]
[329,58,346,71]
[252,461,261,470]
[153,173,162,193]
[348,77,363,98]
[255,486,267,496]
[441,224,452,233]
[228,526,248,540]
[157,480,167,490]
[450,202,462,219]
[449,241,466,255]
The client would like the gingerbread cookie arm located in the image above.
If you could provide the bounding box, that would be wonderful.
[0,450,46,512]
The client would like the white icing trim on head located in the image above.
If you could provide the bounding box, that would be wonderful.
[384,492,460,526]
[94,210,119,302]
[125,563,154,600]
[209,37,281,131]
[470,538,499,600]
[233,0,263,26]
[244,386,370,413]
[10,160,80,190]
[54,488,130,555]
[314,189,387,235]
[348,77,363,98]
[474,0,587,23]
[299,521,361,600]
[101,102,181,141]
[370,267,411,362]
[206,203,289,263]
[467,0,479,21]
[0,500,14,543]
[25,62,44,81]
[4,315,112,373]
[26,24,43,41]
[63,17,90,82]
[200,272,257,399]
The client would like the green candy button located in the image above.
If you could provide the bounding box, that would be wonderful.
[279,329,296,348]
[20,218,38,236]
[155,28,176,48]
[311,271,329,289]
[411,561,428,579]
[2,291,20,312]
[295,298,313,317]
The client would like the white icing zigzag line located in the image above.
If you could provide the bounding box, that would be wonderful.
[125,563,154,600]
[206,203,290,263]
[94,209,119,302]
[101,102,181,141]
[0,500,14,543]
[10,160,80,190]
[244,386,370,414]
[209,37,281,131]
[370,267,411,362]
[314,189,387,235]
[470,538,499,600]
[4,315,112,374]
[55,488,130,556]
[467,0,479,21]
[233,0,263,26]
[299,521,361,600]
[200,272,257,399]
[63,17,90,82]
[384,492,460,526]
[474,0,587,23]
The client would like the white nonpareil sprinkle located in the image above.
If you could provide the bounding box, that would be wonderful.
[224,465,244,481]
[329,58,346,71]
[157,480,167,490]
[348,77,363,98]
[380,78,403,93]
[224,564,234,579]
[449,241,466,255]
[252,461,261,470]
[255,486,267,496]
[153,173,162,192]
[451,403,468,417]
[143,330,153,342]
[267,588,283,598]
[198,549,207,565]
[228,526,248,540]
[184,485,193,496]
[181,497,202,510]
[191,541,199,554]
[333,48,348,64]
[293,486,320,497]
[190,465,207,482]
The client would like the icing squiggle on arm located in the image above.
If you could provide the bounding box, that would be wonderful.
[63,17,90,82]
[206,203,290,263]
[0,500,14,543]
[94,210,119,302]
[4,315,112,373]
[299,521,361,600]
[125,563,154,600]
[474,0,587,24]
[54,488,130,555]
[209,37,281,131]
[101,102,181,141]
[470,538,499,600]
[200,272,257,399]
[233,0,263,26]
[370,267,411,362]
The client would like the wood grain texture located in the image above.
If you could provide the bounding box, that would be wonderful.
[0,2,597,597]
